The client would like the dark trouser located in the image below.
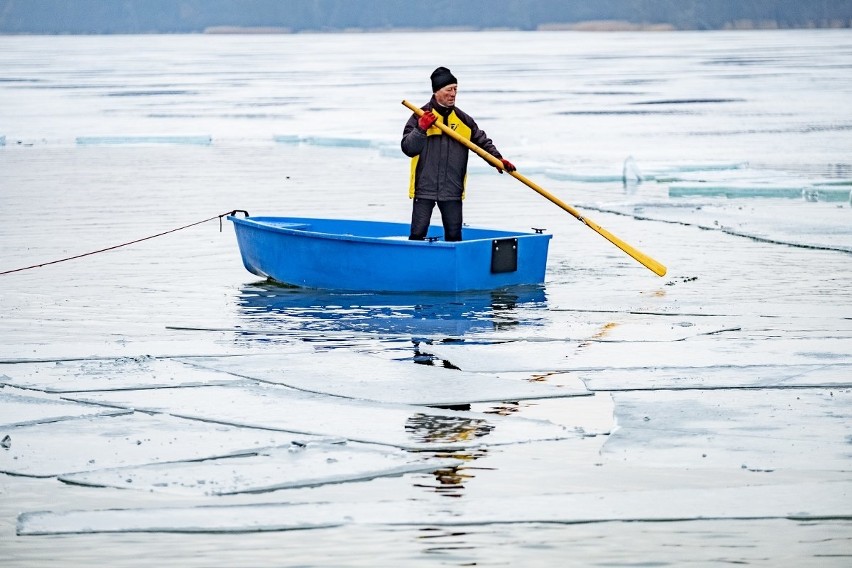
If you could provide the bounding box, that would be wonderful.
[409,198,463,241]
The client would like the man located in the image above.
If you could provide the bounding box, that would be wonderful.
[401,66,515,242]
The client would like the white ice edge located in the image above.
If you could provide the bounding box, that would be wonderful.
[17,480,852,535]
[420,337,852,373]
[57,440,463,496]
[177,351,591,405]
[0,412,325,478]
[0,390,133,428]
[0,359,246,393]
[61,383,583,451]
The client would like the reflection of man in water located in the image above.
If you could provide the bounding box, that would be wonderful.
[418,459,479,498]
[405,412,494,444]
[406,412,493,497]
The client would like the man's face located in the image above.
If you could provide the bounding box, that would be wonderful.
[435,83,457,107]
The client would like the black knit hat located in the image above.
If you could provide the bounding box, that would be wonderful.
[430,66,457,92]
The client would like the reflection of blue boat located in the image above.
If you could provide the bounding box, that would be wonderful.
[228,216,551,292]
[237,283,548,336]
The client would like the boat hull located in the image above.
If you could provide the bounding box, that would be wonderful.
[228,216,551,292]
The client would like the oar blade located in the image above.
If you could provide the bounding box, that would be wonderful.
[588,221,668,277]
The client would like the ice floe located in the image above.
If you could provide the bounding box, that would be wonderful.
[63,383,577,451]
[179,351,590,405]
[420,337,852,373]
[539,160,748,184]
[0,356,244,393]
[58,441,461,495]
[0,390,130,428]
[603,389,852,470]
[0,412,313,478]
[600,197,852,253]
[17,480,852,535]
[476,319,740,343]
[75,136,212,145]
[273,134,377,148]
[579,363,852,391]
[668,182,851,201]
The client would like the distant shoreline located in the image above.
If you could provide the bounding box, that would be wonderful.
[1,18,850,36]
[201,18,851,33]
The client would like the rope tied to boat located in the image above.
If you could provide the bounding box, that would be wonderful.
[0,209,249,276]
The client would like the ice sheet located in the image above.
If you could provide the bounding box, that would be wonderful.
[497,320,740,343]
[669,183,852,202]
[568,337,852,370]
[421,337,852,372]
[300,136,374,148]
[58,442,461,495]
[0,343,275,365]
[64,383,576,450]
[179,351,590,405]
[580,363,852,390]
[0,390,130,428]
[0,412,314,477]
[272,134,377,148]
[17,480,852,535]
[75,136,212,145]
[0,356,244,393]
[603,389,852,470]
[2,30,852,564]
[602,199,852,253]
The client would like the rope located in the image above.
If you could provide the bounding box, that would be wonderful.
[0,209,249,276]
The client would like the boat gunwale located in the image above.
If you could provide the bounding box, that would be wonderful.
[228,215,551,247]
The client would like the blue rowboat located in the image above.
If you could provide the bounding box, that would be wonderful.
[228,215,551,292]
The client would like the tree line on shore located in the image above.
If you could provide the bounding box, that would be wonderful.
[1,0,850,34]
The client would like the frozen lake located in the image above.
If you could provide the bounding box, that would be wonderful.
[1,30,851,566]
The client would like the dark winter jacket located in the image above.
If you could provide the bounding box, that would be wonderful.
[401,97,503,201]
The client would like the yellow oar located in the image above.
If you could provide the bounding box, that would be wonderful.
[402,99,667,277]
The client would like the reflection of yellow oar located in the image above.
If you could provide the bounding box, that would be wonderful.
[402,99,667,277]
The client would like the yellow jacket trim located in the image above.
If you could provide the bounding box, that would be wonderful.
[409,109,473,199]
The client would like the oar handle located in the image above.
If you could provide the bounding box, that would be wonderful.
[401,99,667,277]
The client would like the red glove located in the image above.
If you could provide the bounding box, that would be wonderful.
[496,158,516,173]
[418,111,437,131]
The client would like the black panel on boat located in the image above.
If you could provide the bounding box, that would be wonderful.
[491,238,518,273]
